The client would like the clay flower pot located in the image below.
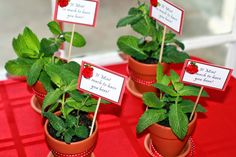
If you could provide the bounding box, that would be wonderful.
[128,56,169,94]
[44,118,98,157]
[32,81,47,106]
[148,114,197,157]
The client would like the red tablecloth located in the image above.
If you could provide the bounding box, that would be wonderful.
[0,62,236,157]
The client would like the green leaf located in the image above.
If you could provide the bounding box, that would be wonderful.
[131,17,150,36]
[64,32,86,47]
[62,105,74,118]
[12,37,23,57]
[142,41,158,52]
[169,104,188,140]
[136,109,167,134]
[170,70,184,91]
[5,58,34,76]
[65,115,77,128]
[45,63,77,87]
[47,21,62,35]
[173,39,185,50]
[39,71,54,92]
[163,94,182,103]
[165,32,176,41]
[68,90,84,102]
[160,75,170,86]
[170,70,180,82]
[40,38,60,56]
[63,61,81,75]
[13,34,39,59]
[44,112,65,132]
[65,79,77,92]
[65,98,79,108]
[66,98,97,112]
[23,27,40,53]
[75,125,89,139]
[27,59,44,86]
[178,86,208,97]
[161,45,189,63]
[64,128,75,143]
[180,100,207,113]
[142,92,164,108]
[116,15,142,28]
[128,7,142,15]
[42,89,64,112]
[156,63,163,83]
[152,83,178,96]
[48,102,60,113]
[117,35,148,60]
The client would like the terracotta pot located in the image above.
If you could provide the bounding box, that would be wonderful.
[148,113,197,157]
[44,117,98,157]
[128,56,169,93]
[32,81,47,106]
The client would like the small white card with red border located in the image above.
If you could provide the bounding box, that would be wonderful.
[77,61,127,105]
[150,0,184,34]
[180,59,233,91]
[54,0,99,27]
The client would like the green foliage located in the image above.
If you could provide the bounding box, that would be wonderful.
[40,38,62,56]
[5,21,93,144]
[5,20,86,86]
[5,58,34,76]
[43,112,89,144]
[142,92,164,108]
[42,61,97,144]
[116,3,189,63]
[136,109,167,134]
[64,32,86,47]
[47,21,62,35]
[137,64,208,140]
[27,59,44,85]
[169,104,188,140]
[117,35,148,60]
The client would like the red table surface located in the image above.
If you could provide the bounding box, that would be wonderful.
[0,61,236,157]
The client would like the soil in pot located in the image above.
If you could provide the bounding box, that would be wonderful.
[47,111,93,143]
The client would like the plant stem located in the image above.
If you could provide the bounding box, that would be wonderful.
[61,93,66,118]
[76,95,90,126]
[175,95,179,106]
[160,92,163,100]
[51,55,55,63]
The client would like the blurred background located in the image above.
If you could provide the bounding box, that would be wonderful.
[1,0,236,77]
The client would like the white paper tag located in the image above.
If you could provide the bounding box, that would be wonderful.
[150,0,184,34]
[180,59,233,91]
[78,61,127,105]
[55,0,99,26]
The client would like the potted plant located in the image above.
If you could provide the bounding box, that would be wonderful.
[4,21,86,110]
[116,1,189,94]
[42,61,100,157]
[136,63,208,157]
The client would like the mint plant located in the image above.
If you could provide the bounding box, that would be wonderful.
[5,21,86,91]
[136,63,208,139]
[116,2,189,63]
[42,61,102,143]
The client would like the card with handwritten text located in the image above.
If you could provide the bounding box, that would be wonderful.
[180,59,233,91]
[150,0,184,34]
[54,0,99,27]
[78,61,127,105]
